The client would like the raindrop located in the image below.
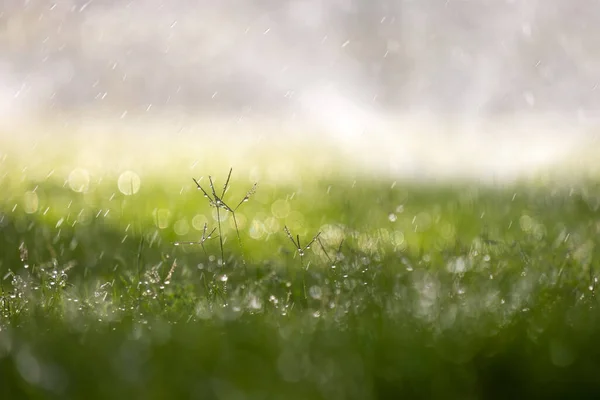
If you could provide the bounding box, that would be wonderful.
[309,286,322,300]
[68,168,90,193]
[117,171,141,196]
[249,296,262,310]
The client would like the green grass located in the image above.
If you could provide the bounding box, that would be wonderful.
[2,156,600,399]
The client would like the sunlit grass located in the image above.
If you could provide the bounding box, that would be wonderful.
[1,124,600,398]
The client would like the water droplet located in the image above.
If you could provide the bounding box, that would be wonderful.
[117,170,141,196]
[68,168,90,193]
[220,275,228,282]
[388,213,397,222]
[249,296,262,310]
[309,286,322,300]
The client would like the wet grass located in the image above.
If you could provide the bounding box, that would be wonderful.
[1,165,600,399]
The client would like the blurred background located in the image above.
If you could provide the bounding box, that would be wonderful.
[0,0,598,180]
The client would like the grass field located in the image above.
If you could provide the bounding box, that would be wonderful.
[1,126,600,399]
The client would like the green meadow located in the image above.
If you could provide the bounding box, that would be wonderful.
[1,128,600,399]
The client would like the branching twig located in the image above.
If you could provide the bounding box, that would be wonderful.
[174,223,216,256]
[284,226,321,299]
[192,168,257,269]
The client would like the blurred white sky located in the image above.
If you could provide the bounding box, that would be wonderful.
[0,0,598,180]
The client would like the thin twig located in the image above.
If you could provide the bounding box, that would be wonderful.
[192,170,256,271]
[174,223,216,256]
[283,226,321,299]
[317,236,332,263]
[221,168,233,198]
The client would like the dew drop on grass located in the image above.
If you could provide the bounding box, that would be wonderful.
[220,275,228,282]
[309,286,322,300]
[388,213,397,222]
[117,170,141,196]
[249,296,262,310]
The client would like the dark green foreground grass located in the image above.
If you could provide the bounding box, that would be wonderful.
[1,170,600,399]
